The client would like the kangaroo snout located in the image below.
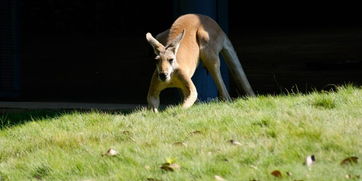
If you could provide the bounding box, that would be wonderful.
[158,72,168,81]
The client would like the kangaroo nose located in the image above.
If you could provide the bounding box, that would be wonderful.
[158,73,167,81]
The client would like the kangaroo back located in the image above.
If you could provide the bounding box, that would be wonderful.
[221,37,255,96]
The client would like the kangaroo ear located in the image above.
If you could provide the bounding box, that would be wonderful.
[146,32,164,54]
[166,30,185,54]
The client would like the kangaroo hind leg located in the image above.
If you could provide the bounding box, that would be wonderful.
[200,51,231,101]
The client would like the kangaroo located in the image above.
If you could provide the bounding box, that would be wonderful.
[146,14,255,112]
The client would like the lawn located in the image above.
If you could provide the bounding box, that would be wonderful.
[0,86,361,181]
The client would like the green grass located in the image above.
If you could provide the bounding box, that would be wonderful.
[1,86,362,181]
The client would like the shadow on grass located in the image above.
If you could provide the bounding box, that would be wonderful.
[0,110,68,129]
[0,109,137,130]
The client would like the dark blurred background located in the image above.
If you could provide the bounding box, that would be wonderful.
[1,0,361,103]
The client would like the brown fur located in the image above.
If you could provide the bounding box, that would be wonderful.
[146,14,255,112]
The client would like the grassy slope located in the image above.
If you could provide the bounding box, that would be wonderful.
[0,86,361,181]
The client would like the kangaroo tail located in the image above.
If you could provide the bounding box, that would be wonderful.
[221,36,255,96]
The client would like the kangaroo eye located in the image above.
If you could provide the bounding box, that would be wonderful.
[168,59,174,63]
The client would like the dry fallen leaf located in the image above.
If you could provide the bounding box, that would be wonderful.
[229,139,242,146]
[166,157,176,164]
[34,175,42,180]
[146,178,162,181]
[271,170,282,178]
[341,156,358,165]
[121,130,131,135]
[214,175,226,181]
[173,142,187,147]
[191,130,202,135]
[345,174,360,179]
[249,165,258,170]
[102,148,118,156]
[160,163,181,171]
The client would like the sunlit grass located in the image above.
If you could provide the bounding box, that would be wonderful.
[0,86,361,180]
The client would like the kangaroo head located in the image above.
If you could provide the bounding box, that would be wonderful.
[146,30,185,82]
